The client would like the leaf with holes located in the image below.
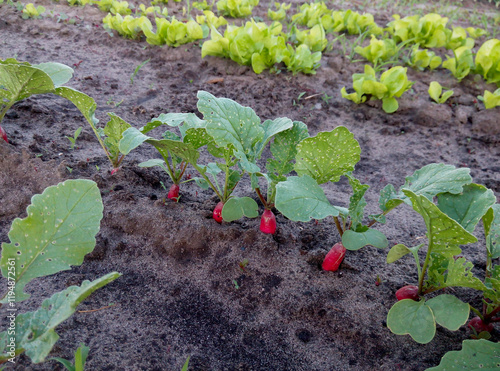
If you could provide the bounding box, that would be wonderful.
[0,272,121,363]
[0,179,103,303]
[294,126,361,184]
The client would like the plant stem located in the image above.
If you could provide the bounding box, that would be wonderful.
[192,163,222,201]
[334,216,344,237]
[255,187,269,209]
[418,239,433,294]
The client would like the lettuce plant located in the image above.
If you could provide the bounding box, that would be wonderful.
[22,3,45,19]
[428,81,454,104]
[387,13,450,49]
[341,65,413,113]
[290,24,327,53]
[196,10,227,29]
[215,0,259,18]
[268,2,291,22]
[442,45,474,81]
[474,38,500,85]
[479,88,500,109]
[291,1,329,28]
[0,179,121,364]
[354,35,397,66]
[102,13,145,39]
[141,17,204,47]
[406,45,442,71]
[383,164,500,344]
[275,126,388,254]
[321,9,382,35]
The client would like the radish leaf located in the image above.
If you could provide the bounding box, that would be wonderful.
[294,126,361,184]
[0,179,103,303]
[221,197,259,222]
[387,299,436,344]
[342,229,388,251]
[426,294,470,331]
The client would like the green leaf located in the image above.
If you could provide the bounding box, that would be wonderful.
[346,174,369,230]
[181,356,190,371]
[0,63,55,104]
[275,175,340,222]
[266,121,309,180]
[197,90,263,171]
[294,126,361,184]
[254,117,294,159]
[342,229,388,251]
[103,113,131,161]
[437,184,496,233]
[221,197,259,222]
[147,138,201,166]
[382,97,398,113]
[0,272,120,364]
[118,127,150,155]
[484,205,500,259]
[440,257,486,291]
[387,243,424,263]
[378,184,404,212]
[426,294,469,331]
[426,339,500,371]
[0,180,103,303]
[402,190,477,257]
[387,299,436,344]
[402,163,472,203]
[54,87,99,130]
[33,62,73,87]
[138,159,166,168]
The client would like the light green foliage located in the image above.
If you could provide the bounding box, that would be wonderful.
[481,88,500,109]
[0,180,104,303]
[294,127,361,184]
[484,205,500,260]
[428,81,453,104]
[283,44,322,75]
[221,197,259,221]
[193,0,211,10]
[268,2,291,22]
[292,24,327,52]
[216,0,259,18]
[51,343,90,371]
[275,175,341,222]
[341,65,413,113]
[22,3,46,19]
[342,229,388,251]
[0,273,120,363]
[427,339,500,371]
[142,17,204,47]
[442,45,474,81]
[291,2,329,28]
[102,14,145,39]
[321,9,382,35]
[474,39,500,85]
[387,295,469,344]
[196,11,227,28]
[408,46,442,70]
[387,13,450,48]
[66,126,83,150]
[103,113,132,164]
[354,35,397,66]
[446,27,475,50]
[109,0,132,15]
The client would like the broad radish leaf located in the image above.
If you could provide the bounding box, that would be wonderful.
[402,190,477,257]
[142,113,191,133]
[197,90,263,172]
[254,117,294,158]
[483,205,500,259]
[294,126,361,184]
[0,63,55,102]
[138,159,166,168]
[438,257,486,291]
[346,174,369,230]
[342,229,388,251]
[275,175,340,222]
[437,184,496,233]
[402,163,472,203]
[221,197,259,222]
[426,294,469,331]
[147,138,200,166]
[103,113,131,161]
[387,299,436,344]
[266,121,309,181]
[0,272,121,364]
[33,62,73,87]
[119,127,150,155]
[0,180,104,303]
[378,184,404,212]
[426,339,500,371]
[54,87,99,129]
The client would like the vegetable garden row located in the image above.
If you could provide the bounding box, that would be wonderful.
[1,0,500,369]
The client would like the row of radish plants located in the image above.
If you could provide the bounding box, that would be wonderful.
[0,56,500,369]
[14,0,500,112]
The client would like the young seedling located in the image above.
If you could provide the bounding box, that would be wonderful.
[51,343,90,371]
[428,81,454,104]
[66,126,83,150]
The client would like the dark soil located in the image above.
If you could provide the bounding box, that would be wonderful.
[0,0,499,370]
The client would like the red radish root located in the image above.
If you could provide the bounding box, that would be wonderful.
[213,201,224,223]
[322,242,347,272]
[260,209,276,234]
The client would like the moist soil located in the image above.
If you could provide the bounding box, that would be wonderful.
[0,1,500,370]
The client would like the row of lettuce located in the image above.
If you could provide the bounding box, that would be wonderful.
[18,0,500,111]
[1,57,500,369]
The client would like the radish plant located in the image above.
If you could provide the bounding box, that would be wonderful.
[383,164,500,344]
[0,179,121,364]
[275,126,388,269]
